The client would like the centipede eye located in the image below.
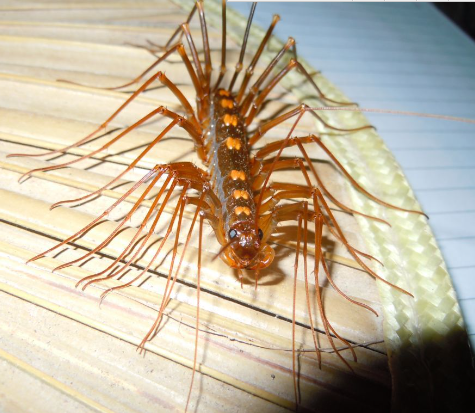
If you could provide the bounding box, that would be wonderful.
[258,228,263,240]
[229,229,238,239]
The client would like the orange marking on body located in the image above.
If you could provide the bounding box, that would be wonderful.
[233,189,249,200]
[223,114,238,127]
[221,99,234,109]
[218,89,231,96]
[235,206,251,216]
[226,137,241,150]
[230,170,246,181]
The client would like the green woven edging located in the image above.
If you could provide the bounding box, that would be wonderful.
[171,1,475,411]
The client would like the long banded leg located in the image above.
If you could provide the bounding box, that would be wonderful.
[254,134,426,217]
[213,0,227,91]
[97,181,192,303]
[235,13,281,103]
[9,69,203,164]
[16,106,203,183]
[271,200,360,390]
[27,165,164,264]
[52,171,171,273]
[239,39,354,118]
[77,176,179,290]
[185,212,204,412]
[146,3,198,52]
[239,37,296,116]
[50,118,180,209]
[248,103,373,147]
[137,187,210,351]
[228,2,257,92]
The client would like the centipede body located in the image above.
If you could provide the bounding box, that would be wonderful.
[2,1,473,413]
[0,2,407,412]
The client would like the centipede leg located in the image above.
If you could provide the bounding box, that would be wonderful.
[9,67,203,168]
[253,154,386,268]
[196,1,212,92]
[313,189,413,296]
[292,212,303,405]
[51,119,179,209]
[312,212,355,371]
[27,166,162,264]
[239,37,296,116]
[300,202,322,369]
[137,189,209,351]
[158,190,210,313]
[78,176,179,290]
[99,182,191,303]
[53,170,169,274]
[146,3,198,52]
[213,0,227,91]
[305,135,427,216]
[15,106,203,182]
[248,103,373,147]
[254,132,423,223]
[256,145,390,225]
[272,194,385,311]
[185,212,204,413]
[235,13,281,103]
[228,2,257,92]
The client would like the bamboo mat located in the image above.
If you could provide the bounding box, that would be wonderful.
[0,1,472,412]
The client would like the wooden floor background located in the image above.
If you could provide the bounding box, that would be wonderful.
[0,1,406,412]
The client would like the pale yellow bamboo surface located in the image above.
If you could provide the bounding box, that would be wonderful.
[0,1,464,412]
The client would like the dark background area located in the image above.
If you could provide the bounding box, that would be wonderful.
[435,3,475,41]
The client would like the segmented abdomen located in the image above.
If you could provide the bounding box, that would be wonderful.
[206,90,255,233]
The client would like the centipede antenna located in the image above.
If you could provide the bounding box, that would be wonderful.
[228,2,257,92]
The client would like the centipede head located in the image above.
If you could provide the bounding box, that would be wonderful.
[220,221,275,270]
